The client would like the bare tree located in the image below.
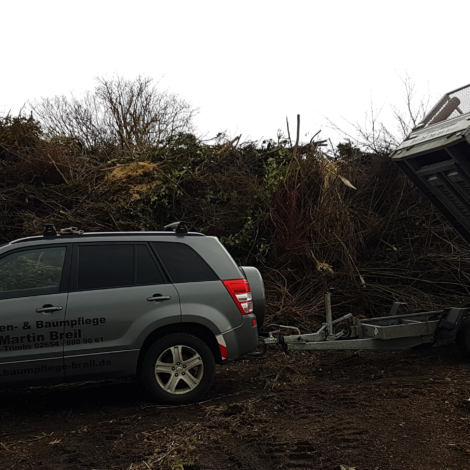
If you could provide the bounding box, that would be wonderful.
[329,74,432,155]
[391,74,431,140]
[30,76,198,153]
[32,92,113,150]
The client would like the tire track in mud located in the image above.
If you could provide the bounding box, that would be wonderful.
[0,348,469,469]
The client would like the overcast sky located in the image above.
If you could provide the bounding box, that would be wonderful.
[2,0,469,145]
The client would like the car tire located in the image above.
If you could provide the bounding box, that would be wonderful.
[141,333,215,405]
[456,318,470,360]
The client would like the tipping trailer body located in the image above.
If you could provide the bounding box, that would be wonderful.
[391,83,470,244]
[264,84,470,353]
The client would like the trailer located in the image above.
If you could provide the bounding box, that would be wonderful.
[264,292,469,353]
[264,83,470,356]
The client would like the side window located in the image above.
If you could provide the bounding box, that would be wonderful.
[151,242,218,283]
[78,245,134,290]
[77,244,166,290]
[0,247,67,299]
[136,245,166,285]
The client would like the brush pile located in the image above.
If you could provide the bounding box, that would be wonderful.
[1,114,470,328]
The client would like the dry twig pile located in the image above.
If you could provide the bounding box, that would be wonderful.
[1,116,470,328]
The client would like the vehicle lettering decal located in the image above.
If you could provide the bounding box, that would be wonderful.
[36,317,107,328]
[0,324,15,332]
[0,333,46,345]
[0,359,112,377]
[0,317,107,351]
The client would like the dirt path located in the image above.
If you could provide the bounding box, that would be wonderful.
[0,344,469,469]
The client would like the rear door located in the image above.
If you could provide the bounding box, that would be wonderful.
[0,245,71,386]
[151,242,242,332]
[63,242,180,380]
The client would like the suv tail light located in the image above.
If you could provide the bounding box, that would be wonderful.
[223,279,254,315]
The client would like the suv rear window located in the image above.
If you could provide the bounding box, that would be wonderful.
[151,242,218,283]
[78,244,165,290]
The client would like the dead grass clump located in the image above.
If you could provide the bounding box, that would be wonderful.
[107,162,162,201]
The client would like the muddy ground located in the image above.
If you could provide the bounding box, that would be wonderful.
[0,344,469,470]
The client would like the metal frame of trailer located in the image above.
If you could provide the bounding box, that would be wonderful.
[263,292,469,351]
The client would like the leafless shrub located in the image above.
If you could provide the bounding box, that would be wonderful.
[30,76,198,155]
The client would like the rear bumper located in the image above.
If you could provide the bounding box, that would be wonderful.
[217,314,258,361]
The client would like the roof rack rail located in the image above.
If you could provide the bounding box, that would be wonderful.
[164,221,189,234]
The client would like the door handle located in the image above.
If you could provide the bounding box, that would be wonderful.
[36,305,63,314]
[147,295,171,302]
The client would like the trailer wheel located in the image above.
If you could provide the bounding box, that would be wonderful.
[334,323,352,340]
[456,318,470,359]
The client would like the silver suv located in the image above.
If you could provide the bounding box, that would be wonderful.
[0,223,265,404]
